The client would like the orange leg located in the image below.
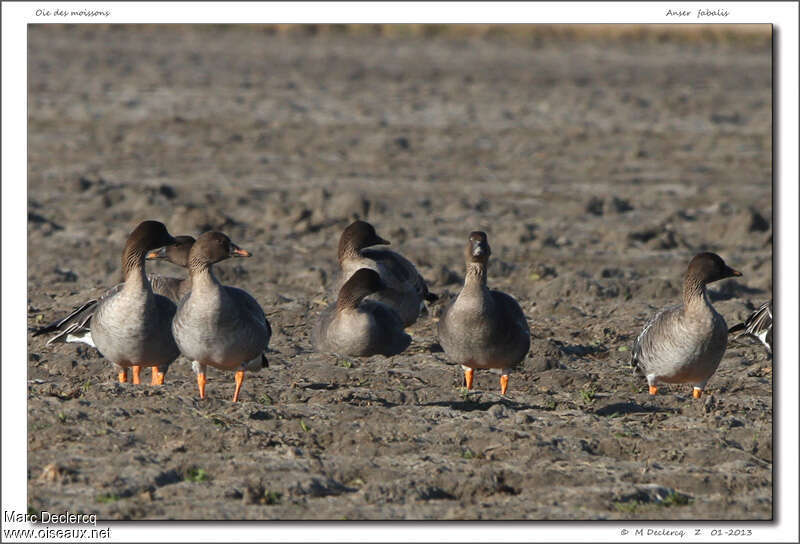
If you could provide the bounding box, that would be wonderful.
[197,372,207,399]
[500,375,509,395]
[151,367,165,385]
[692,388,703,399]
[132,365,142,385]
[648,385,658,395]
[464,368,474,390]
[118,369,128,383]
[232,370,245,403]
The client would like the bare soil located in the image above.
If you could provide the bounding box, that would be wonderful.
[27,25,772,520]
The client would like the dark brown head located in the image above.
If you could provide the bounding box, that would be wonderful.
[188,231,251,269]
[686,252,742,285]
[465,231,491,265]
[121,221,178,277]
[146,235,196,268]
[337,268,386,309]
[338,220,390,261]
[126,221,177,253]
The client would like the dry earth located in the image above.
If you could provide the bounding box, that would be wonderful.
[26,25,772,520]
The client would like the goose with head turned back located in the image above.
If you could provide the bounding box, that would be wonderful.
[143,235,196,301]
[32,236,195,384]
[172,231,270,402]
[88,221,181,385]
[631,252,742,398]
[437,231,530,395]
[314,268,411,357]
[336,220,436,327]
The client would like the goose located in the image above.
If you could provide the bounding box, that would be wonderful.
[171,232,270,402]
[437,231,530,395]
[33,237,195,385]
[335,220,436,327]
[88,221,181,385]
[142,235,196,301]
[631,252,742,398]
[728,300,772,355]
[314,268,411,357]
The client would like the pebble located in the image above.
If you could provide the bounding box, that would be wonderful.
[514,412,535,425]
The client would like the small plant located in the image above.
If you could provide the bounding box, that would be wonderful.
[458,387,471,400]
[263,490,282,505]
[211,417,227,428]
[461,448,476,460]
[617,345,630,352]
[614,500,640,513]
[96,493,120,504]
[338,359,353,369]
[259,393,273,406]
[299,420,310,432]
[580,388,596,404]
[57,412,67,423]
[544,399,557,410]
[81,380,92,393]
[185,467,209,483]
[661,491,692,507]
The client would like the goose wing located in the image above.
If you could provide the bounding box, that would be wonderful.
[33,283,124,346]
[362,247,435,301]
[630,304,682,374]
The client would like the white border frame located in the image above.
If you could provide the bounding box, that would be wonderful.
[3,2,797,542]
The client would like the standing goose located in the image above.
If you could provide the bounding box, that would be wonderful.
[32,236,195,378]
[172,232,270,402]
[314,268,411,357]
[728,300,772,355]
[336,220,436,327]
[631,252,742,398]
[438,231,530,395]
[89,221,181,385]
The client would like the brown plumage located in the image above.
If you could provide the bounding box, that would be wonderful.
[314,268,411,357]
[631,252,742,398]
[144,235,196,301]
[171,232,270,402]
[89,221,181,385]
[336,220,436,327]
[437,231,530,395]
[33,235,196,350]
